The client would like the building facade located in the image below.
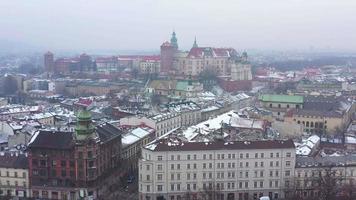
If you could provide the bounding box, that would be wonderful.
[0,153,29,199]
[28,110,122,199]
[139,140,295,200]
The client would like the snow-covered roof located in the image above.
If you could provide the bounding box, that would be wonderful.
[122,127,152,147]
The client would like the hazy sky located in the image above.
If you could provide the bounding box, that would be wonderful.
[1,0,356,52]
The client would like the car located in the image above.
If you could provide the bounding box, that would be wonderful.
[127,175,135,183]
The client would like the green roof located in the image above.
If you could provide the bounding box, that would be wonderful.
[259,94,304,104]
[176,81,189,91]
[77,110,92,120]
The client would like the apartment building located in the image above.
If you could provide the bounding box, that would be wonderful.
[0,152,30,198]
[285,96,354,134]
[139,139,295,200]
[294,155,356,199]
[120,113,181,138]
[259,94,304,120]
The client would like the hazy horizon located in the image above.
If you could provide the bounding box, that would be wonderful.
[1,0,356,53]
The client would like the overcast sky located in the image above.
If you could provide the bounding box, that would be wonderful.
[1,0,356,53]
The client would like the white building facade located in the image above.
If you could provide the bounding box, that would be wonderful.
[139,140,295,200]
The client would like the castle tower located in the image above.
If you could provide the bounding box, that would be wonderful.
[170,31,178,50]
[192,36,198,48]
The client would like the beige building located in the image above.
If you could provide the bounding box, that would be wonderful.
[259,94,304,120]
[122,127,154,171]
[120,113,182,138]
[140,58,161,74]
[284,96,354,134]
[139,140,295,200]
[230,53,252,81]
[175,47,239,77]
[0,153,30,198]
[293,155,356,199]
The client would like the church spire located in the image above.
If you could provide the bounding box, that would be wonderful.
[192,36,198,48]
[170,31,178,50]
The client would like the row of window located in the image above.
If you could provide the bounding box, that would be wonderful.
[143,180,283,192]
[0,171,26,178]
[156,152,292,161]
[151,160,291,171]
[0,180,26,187]
[144,170,291,181]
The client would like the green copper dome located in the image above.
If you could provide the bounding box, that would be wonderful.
[75,109,95,139]
[170,31,178,49]
[77,109,92,121]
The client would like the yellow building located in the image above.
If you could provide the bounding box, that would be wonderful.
[0,153,30,198]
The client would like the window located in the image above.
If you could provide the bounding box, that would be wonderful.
[286,152,291,157]
[157,185,163,191]
[255,153,258,158]
[157,174,162,180]
[203,163,206,169]
[171,155,174,160]
[276,161,279,167]
[171,164,174,170]
[246,153,249,158]
[270,153,274,158]
[146,185,150,192]
[286,161,291,167]
[276,153,279,158]
[285,170,291,176]
[171,173,174,180]
[146,165,150,170]
[61,160,66,167]
[261,153,264,158]
[157,164,162,170]
[187,164,191,169]
[157,156,163,161]
[187,155,191,160]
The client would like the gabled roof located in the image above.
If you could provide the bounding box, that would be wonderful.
[259,94,304,104]
[0,153,28,169]
[28,131,74,150]
[95,123,122,143]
